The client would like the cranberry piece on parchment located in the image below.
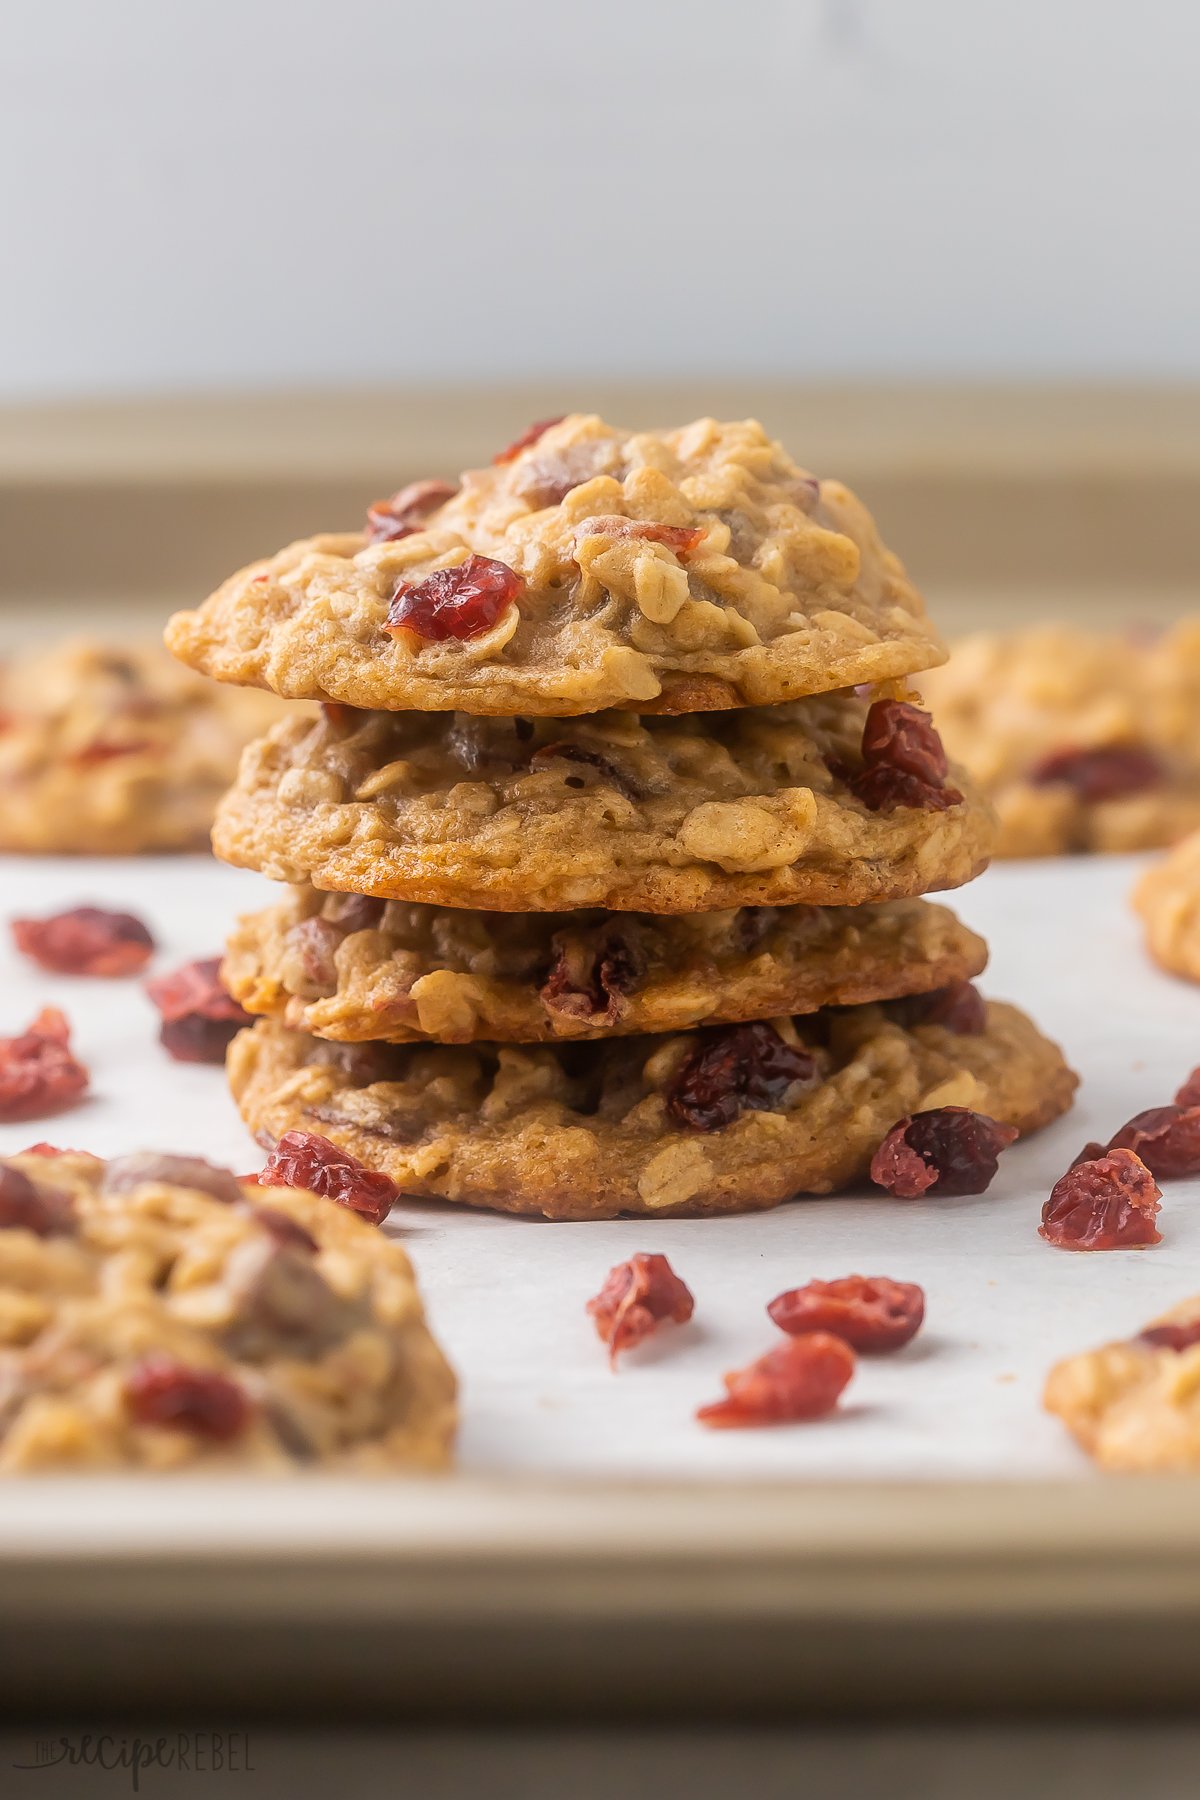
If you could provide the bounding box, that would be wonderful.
[146,959,252,1064]
[12,905,155,977]
[255,1130,399,1227]
[0,1008,89,1122]
[697,1334,855,1429]
[1039,1148,1162,1251]
[870,1107,1018,1198]
[587,1253,695,1368]
[768,1275,925,1353]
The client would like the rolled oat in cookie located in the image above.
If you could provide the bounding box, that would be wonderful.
[0,638,293,855]
[228,998,1076,1221]
[165,414,945,718]
[223,887,987,1045]
[919,623,1200,857]
[0,1149,455,1471]
[211,694,993,912]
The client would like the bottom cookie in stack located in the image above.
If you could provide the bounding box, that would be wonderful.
[229,994,1076,1222]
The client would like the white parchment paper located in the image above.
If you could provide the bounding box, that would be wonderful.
[1,850,1195,1482]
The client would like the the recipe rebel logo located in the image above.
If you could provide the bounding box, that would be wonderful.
[12,1731,255,1790]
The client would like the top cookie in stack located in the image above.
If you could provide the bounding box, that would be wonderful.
[166,413,1076,1220]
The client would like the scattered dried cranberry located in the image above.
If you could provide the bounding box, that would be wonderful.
[0,1008,89,1122]
[0,1162,75,1236]
[386,554,523,642]
[768,1275,925,1353]
[697,1333,855,1429]
[1039,1148,1162,1251]
[255,1206,319,1253]
[493,416,565,464]
[897,980,987,1035]
[587,1253,695,1368]
[870,1107,1018,1199]
[145,959,252,1064]
[1028,744,1164,803]
[540,930,643,1026]
[574,515,705,558]
[124,1357,250,1441]
[258,1130,399,1226]
[840,701,962,813]
[12,905,155,977]
[365,478,457,543]
[1175,1067,1200,1108]
[20,1142,76,1156]
[513,443,612,508]
[665,1022,818,1132]
[1104,1105,1200,1179]
[1139,1318,1200,1353]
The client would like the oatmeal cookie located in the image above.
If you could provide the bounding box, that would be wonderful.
[919,622,1200,857]
[1044,1297,1200,1471]
[165,414,945,717]
[228,999,1077,1221]
[1132,829,1200,982]
[224,888,987,1045]
[212,697,993,912]
[0,1149,455,1471]
[0,639,291,855]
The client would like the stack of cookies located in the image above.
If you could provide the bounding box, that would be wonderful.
[166,414,1076,1220]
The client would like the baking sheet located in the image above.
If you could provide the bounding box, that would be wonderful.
[0,850,1194,1484]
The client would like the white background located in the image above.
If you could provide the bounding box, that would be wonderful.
[3,0,1198,397]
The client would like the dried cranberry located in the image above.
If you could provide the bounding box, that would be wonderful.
[124,1357,250,1441]
[0,1008,89,1122]
[101,1152,244,1207]
[574,515,705,558]
[587,1253,695,1367]
[1039,1148,1162,1250]
[540,929,643,1027]
[493,416,565,464]
[12,905,155,977]
[768,1275,925,1353]
[527,741,640,800]
[1139,1319,1200,1353]
[897,980,987,1035]
[1175,1067,1200,1108]
[146,959,252,1064]
[1104,1105,1200,1179]
[258,1130,399,1226]
[734,907,783,953]
[665,1022,817,1132]
[0,1162,75,1236]
[840,701,962,813]
[514,443,612,508]
[286,917,344,994]
[365,478,457,543]
[696,1333,854,1429]
[1028,744,1164,803]
[323,893,387,933]
[20,1142,76,1156]
[386,554,523,642]
[320,702,364,732]
[69,737,153,767]
[255,1206,319,1253]
[870,1107,1018,1199]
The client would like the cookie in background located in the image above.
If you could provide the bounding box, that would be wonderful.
[0,639,294,854]
[919,621,1200,857]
